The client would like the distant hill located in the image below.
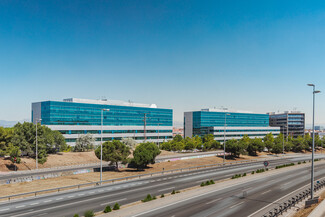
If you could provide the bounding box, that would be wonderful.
[0,119,30,127]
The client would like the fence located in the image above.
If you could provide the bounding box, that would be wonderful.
[261,179,325,217]
[0,159,258,202]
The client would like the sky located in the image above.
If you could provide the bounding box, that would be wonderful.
[1,0,325,126]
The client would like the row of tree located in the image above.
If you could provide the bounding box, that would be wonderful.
[94,140,160,170]
[160,133,325,157]
[160,134,221,151]
[0,122,68,164]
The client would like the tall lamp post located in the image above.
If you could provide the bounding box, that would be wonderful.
[35,119,42,169]
[100,108,110,184]
[223,112,230,164]
[307,84,321,200]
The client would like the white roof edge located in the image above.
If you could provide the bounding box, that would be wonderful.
[62,98,158,108]
[200,108,264,114]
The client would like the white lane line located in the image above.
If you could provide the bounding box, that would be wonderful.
[229,201,244,209]
[100,198,127,206]
[89,191,95,194]
[10,182,169,217]
[283,181,293,186]
[44,200,52,203]
[68,196,74,198]
[158,187,175,192]
[261,190,271,195]
[55,198,63,201]
[206,198,222,205]
[98,190,104,192]
[78,194,85,196]
[16,205,26,208]
[247,182,311,217]
[0,208,10,212]
[30,203,39,205]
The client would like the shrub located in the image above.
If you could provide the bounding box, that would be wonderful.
[113,203,120,210]
[161,194,165,198]
[84,210,94,217]
[210,180,215,184]
[171,190,176,194]
[243,173,246,177]
[73,214,79,217]
[201,182,205,187]
[303,161,306,163]
[251,171,255,174]
[104,205,112,213]
[176,190,180,194]
[205,180,211,185]
[142,194,153,202]
[298,161,301,164]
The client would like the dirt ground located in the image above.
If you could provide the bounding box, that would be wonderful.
[0,154,262,197]
[0,150,178,172]
[0,152,100,172]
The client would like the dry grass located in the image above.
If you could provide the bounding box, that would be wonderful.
[0,154,259,197]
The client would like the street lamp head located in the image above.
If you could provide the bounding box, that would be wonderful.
[314,90,321,94]
[307,84,315,87]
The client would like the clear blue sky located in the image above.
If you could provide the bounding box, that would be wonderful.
[1,0,325,126]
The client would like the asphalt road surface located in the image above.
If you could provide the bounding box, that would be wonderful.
[0,154,322,217]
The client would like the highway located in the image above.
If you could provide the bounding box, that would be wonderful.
[0,154,322,217]
[0,151,223,182]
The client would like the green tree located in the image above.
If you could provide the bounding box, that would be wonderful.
[74,134,95,152]
[247,138,264,156]
[160,141,171,151]
[271,142,283,154]
[95,140,130,170]
[132,142,161,169]
[0,127,13,156]
[264,133,274,152]
[10,122,66,164]
[225,139,242,158]
[7,143,21,163]
[173,135,183,143]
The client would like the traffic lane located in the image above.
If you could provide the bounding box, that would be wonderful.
[0,162,266,216]
[0,156,321,217]
[0,156,315,215]
[138,164,325,217]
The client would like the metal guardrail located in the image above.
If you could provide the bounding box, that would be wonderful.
[261,179,325,217]
[0,159,259,202]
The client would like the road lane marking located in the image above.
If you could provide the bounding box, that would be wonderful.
[30,203,39,205]
[158,187,175,192]
[55,198,63,201]
[100,198,127,206]
[206,198,222,204]
[68,196,74,198]
[247,182,312,217]
[16,205,26,208]
[44,200,52,203]
[0,208,9,212]
[261,190,271,195]
[229,201,244,209]
[10,182,169,217]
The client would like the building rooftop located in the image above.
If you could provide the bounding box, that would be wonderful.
[267,111,303,115]
[201,108,263,114]
[62,98,158,108]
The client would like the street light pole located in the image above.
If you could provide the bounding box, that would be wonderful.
[100,108,110,184]
[307,84,321,200]
[35,119,42,169]
[224,112,230,164]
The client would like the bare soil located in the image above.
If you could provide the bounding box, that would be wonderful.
[0,154,260,197]
[0,152,100,172]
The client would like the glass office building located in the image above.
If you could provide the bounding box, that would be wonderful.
[184,108,280,142]
[32,98,173,146]
[269,112,305,138]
